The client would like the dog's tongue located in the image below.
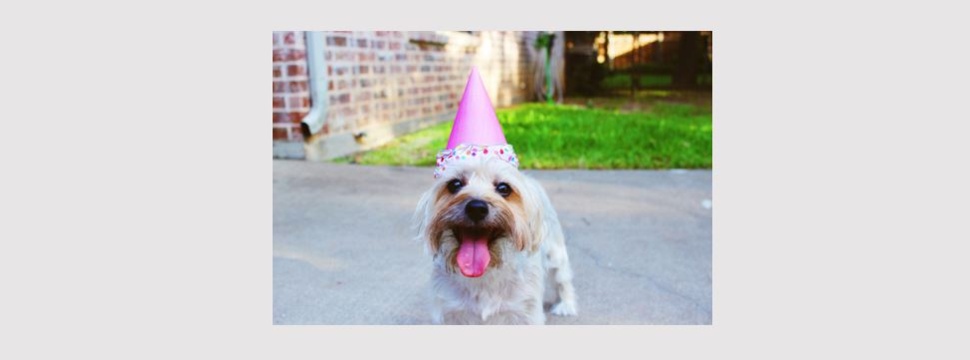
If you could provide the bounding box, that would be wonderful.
[456,233,490,278]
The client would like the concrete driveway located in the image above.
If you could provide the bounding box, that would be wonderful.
[273,160,712,325]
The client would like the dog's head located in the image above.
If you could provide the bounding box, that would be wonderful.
[415,155,545,278]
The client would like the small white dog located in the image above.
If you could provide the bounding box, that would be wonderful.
[414,150,578,325]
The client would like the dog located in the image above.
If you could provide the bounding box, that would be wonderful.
[414,151,578,325]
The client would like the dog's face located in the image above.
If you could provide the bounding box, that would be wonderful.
[415,156,543,278]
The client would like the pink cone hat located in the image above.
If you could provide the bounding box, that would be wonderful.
[434,67,519,178]
[446,67,507,149]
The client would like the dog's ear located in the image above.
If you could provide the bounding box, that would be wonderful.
[413,186,439,254]
[518,177,549,253]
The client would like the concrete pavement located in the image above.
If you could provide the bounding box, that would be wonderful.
[273,160,712,325]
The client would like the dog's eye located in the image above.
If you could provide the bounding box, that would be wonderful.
[446,179,463,194]
[495,182,512,197]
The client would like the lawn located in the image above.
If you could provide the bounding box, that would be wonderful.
[602,73,674,88]
[601,73,713,89]
[336,102,711,170]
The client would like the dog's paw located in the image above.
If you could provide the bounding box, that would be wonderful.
[550,301,577,317]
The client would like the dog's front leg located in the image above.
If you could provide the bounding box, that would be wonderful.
[547,246,578,317]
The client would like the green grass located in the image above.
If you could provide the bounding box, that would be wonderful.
[602,74,673,88]
[338,102,712,170]
[602,73,712,89]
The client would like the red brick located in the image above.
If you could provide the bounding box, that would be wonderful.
[273,96,285,109]
[327,36,347,46]
[284,32,297,45]
[289,81,308,92]
[274,49,306,61]
[272,112,290,124]
[288,96,310,109]
[272,66,282,78]
[290,111,306,123]
[357,52,375,62]
[277,111,307,124]
[287,64,306,76]
[273,128,289,140]
[272,124,303,141]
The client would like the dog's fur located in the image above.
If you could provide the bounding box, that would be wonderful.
[414,155,577,324]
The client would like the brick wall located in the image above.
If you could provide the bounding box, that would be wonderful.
[316,31,542,137]
[272,31,560,158]
[272,31,310,142]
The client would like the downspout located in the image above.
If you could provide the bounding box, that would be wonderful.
[301,31,328,137]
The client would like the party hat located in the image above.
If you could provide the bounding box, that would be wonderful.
[434,67,519,178]
[446,67,507,149]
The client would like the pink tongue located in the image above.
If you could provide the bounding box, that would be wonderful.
[456,234,490,277]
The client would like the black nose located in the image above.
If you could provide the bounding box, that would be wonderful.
[465,200,489,221]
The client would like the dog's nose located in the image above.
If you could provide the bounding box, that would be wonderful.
[465,200,489,221]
